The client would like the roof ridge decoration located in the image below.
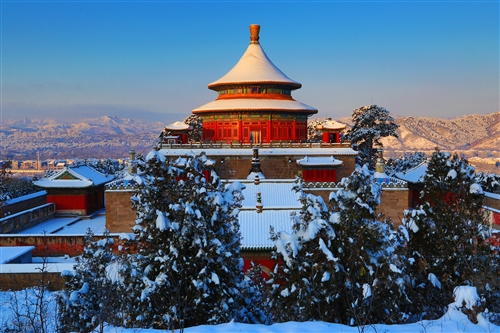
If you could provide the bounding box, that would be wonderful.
[250,24,260,44]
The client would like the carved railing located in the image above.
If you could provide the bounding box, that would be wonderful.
[158,141,352,150]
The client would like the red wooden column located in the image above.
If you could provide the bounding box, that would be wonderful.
[292,117,297,141]
[213,116,218,142]
[267,114,272,143]
[238,114,243,142]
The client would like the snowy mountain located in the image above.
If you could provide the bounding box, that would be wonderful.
[3,115,165,136]
[333,112,499,152]
[381,112,500,151]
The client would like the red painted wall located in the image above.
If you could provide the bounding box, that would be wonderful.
[202,119,309,143]
[492,211,500,226]
[242,257,275,279]
[303,169,337,182]
[47,194,87,211]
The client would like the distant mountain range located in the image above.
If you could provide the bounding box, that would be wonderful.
[379,112,499,152]
[332,112,499,152]
[2,113,499,161]
[3,115,165,136]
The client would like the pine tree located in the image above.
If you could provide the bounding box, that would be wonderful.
[475,171,500,195]
[122,150,256,330]
[385,152,427,176]
[0,161,12,203]
[307,118,329,142]
[269,166,409,325]
[344,105,399,168]
[402,150,500,320]
[59,229,118,333]
[183,114,203,142]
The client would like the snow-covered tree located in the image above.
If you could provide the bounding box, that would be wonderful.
[0,161,13,202]
[59,229,118,333]
[307,118,329,142]
[385,152,427,176]
[269,166,409,325]
[344,105,399,168]
[475,171,500,195]
[84,158,126,178]
[183,114,203,142]
[120,150,259,330]
[402,150,500,320]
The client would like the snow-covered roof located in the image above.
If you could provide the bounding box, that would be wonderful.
[193,98,317,114]
[296,156,343,167]
[239,210,297,250]
[208,26,301,90]
[0,246,34,264]
[395,161,428,183]
[485,191,500,200]
[0,262,75,273]
[235,179,302,250]
[317,120,346,131]
[33,165,114,189]
[164,121,190,131]
[238,180,302,209]
[159,147,358,157]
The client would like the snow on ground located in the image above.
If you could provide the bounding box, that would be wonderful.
[103,316,499,333]
[0,288,498,333]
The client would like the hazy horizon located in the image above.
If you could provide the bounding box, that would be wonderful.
[2,1,498,124]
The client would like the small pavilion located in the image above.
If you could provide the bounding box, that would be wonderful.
[34,165,114,216]
[160,121,191,144]
[317,120,346,144]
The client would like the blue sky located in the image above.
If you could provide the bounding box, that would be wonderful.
[2,1,498,123]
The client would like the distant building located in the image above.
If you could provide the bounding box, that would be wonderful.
[34,165,114,216]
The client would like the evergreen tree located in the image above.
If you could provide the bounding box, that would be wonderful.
[183,114,203,142]
[475,171,500,195]
[269,166,409,325]
[344,105,399,168]
[59,229,118,333]
[402,150,500,320]
[307,118,329,142]
[385,152,427,176]
[122,150,256,330]
[0,161,12,203]
[85,158,126,178]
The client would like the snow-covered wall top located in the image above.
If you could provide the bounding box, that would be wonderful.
[296,156,343,167]
[4,191,47,205]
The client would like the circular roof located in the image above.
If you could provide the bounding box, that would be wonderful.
[164,121,190,131]
[208,25,301,90]
[318,120,346,131]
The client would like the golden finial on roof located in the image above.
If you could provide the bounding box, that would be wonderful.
[250,24,260,44]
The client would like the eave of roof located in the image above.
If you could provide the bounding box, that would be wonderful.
[33,165,114,189]
[192,98,318,114]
